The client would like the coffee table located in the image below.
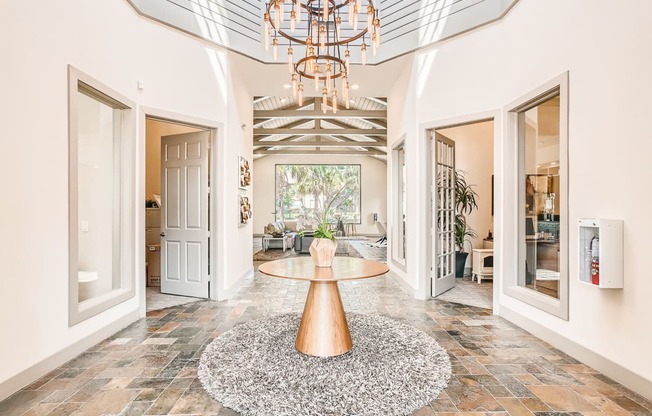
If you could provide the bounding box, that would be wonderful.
[261,235,293,252]
[258,257,389,357]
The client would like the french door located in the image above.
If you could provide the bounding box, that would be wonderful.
[431,132,456,297]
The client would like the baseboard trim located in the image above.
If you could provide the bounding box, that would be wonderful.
[387,269,417,298]
[0,308,140,402]
[218,267,254,301]
[500,305,652,401]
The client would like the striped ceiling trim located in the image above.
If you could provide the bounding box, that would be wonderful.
[126,0,518,64]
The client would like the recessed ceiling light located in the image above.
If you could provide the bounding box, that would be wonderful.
[550,161,557,165]
[350,84,360,90]
[282,84,292,89]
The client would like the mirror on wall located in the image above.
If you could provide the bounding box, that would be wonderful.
[519,94,561,299]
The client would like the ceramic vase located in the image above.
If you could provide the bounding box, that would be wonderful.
[309,238,338,267]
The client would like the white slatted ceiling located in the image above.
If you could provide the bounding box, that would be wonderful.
[126,0,517,64]
[253,96,386,131]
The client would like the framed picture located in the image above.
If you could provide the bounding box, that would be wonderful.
[239,194,252,227]
[239,156,251,189]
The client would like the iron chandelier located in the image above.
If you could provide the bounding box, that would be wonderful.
[263,0,381,113]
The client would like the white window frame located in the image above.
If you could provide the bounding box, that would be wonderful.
[392,138,407,269]
[68,66,136,325]
[504,72,569,320]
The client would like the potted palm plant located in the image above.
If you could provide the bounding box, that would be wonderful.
[309,214,338,267]
[454,171,479,277]
[308,178,356,267]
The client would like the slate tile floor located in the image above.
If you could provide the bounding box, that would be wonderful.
[434,275,493,310]
[2,265,651,415]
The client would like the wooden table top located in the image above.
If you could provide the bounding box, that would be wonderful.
[258,257,389,282]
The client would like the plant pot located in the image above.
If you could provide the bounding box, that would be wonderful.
[455,251,468,277]
[309,238,338,268]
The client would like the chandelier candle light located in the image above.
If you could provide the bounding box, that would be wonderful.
[263,0,381,114]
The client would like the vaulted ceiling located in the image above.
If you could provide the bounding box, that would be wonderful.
[253,96,387,161]
[126,0,519,65]
[124,0,518,160]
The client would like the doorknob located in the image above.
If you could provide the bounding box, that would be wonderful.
[160,232,166,237]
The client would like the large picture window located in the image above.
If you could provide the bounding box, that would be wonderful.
[392,140,407,267]
[504,72,569,320]
[275,164,361,225]
[69,66,136,325]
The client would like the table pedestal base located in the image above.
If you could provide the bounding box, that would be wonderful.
[295,281,352,357]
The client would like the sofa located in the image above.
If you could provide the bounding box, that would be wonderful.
[294,232,315,254]
[263,220,321,251]
[263,220,303,250]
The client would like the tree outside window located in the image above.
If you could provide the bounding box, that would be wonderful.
[275,165,361,225]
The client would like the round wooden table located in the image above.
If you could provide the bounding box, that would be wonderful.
[258,257,389,357]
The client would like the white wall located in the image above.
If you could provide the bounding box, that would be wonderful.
[388,0,652,397]
[0,0,252,399]
[253,155,387,236]
[218,55,255,294]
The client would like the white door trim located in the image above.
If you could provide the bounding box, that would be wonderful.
[138,107,223,318]
[417,110,500,311]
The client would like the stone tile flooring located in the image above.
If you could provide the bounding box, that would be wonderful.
[146,287,200,312]
[435,276,493,310]
[348,239,387,262]
[2,265,651,415]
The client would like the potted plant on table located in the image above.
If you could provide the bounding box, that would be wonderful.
[454,171,479,277]
[308,180,356,268]
[308,216,338,267]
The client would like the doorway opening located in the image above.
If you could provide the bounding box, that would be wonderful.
[430,119,495,310]
[144,117,213,312]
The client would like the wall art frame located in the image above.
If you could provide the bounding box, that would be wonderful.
[239,156,251,189]
[239,194,252,227]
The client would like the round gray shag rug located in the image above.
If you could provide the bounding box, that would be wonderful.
[198,313,451,416]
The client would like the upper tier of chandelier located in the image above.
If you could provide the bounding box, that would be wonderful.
[263,0,381,113]
[127,0,519,67]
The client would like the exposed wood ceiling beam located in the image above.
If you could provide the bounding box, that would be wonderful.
[253,141,387,148]
[252,97,387,159]
[362,118,387,128]
[328,134,387,153]
[253,118,272,127]
[253,96,271,104]
[254,148,386,156]
[367,97,388,106]
[309,116,388,154]
[253,99,318,127]
[254,128,386,136]
[254,134,304,145]
[253,109,387,119]
[322,119,387,142]
[332,138,387,154]
[330,135,387,146]
[254,119,313,140]
[256,115,387,129]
